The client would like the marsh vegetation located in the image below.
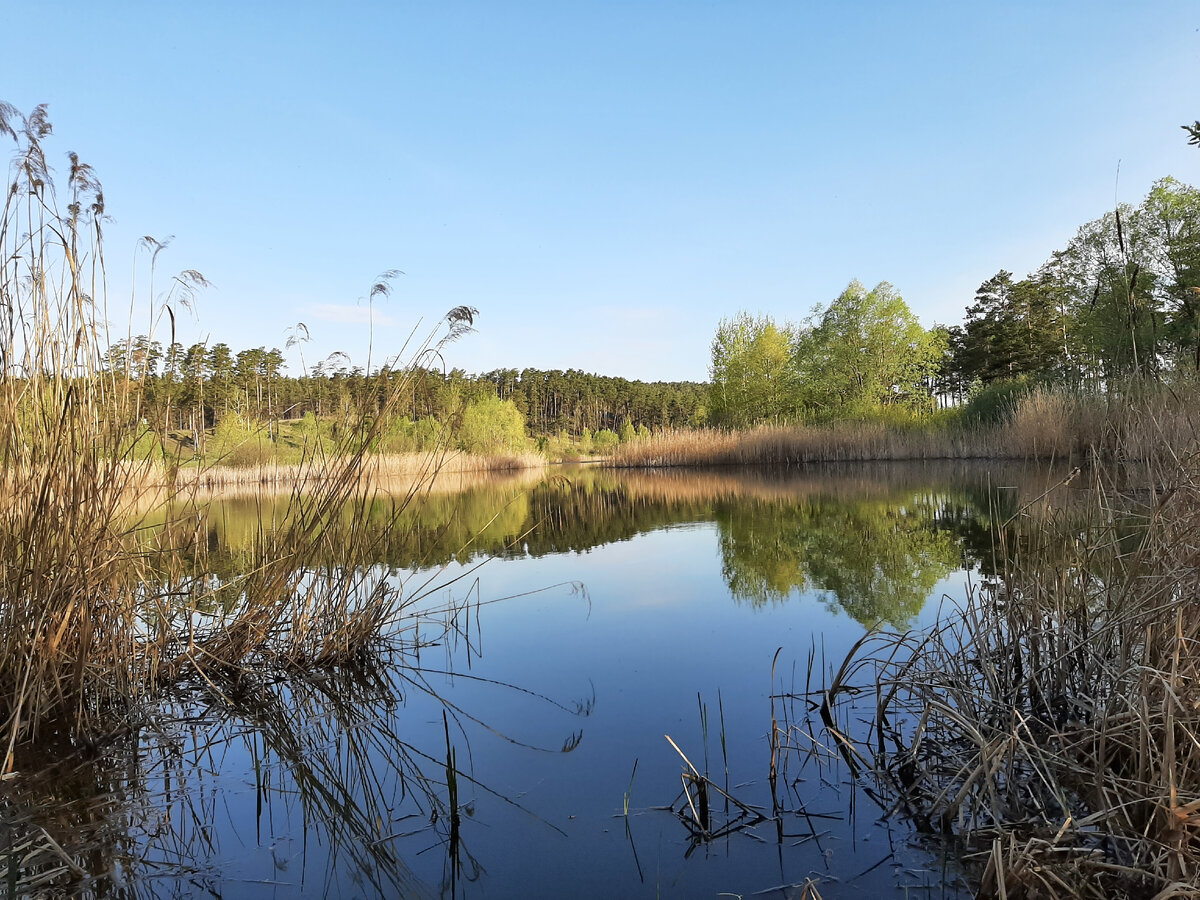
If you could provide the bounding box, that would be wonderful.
[0,103,544,895]
[3,458,1076,896]
[806,457,1200,899]
[4,99,1200,899]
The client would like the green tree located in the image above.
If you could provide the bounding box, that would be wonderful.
[708,312,797,427]
[1183,121,1200,148]
[457,395,528,455]
[1140,177,1200,369]
[952,271,1065,385]
[206,343,235,417]
[795,281,942,415]
[1054,204,1161,380]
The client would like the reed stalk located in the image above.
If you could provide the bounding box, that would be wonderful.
[0,104,482,766]
[810,450,1200,898]
[608,382,1200,469]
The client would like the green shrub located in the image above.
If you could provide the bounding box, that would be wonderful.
[591,429,619,453]
[211,412,272,467]
[961,378,1034,428]
[457,396,528,455]
[540,429,578,460]
[375,416,418,454]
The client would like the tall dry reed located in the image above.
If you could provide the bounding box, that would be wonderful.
[808,455,1200,898]
[172,448,546,491]
[607,421,1007,468]
[610,382,1200,470]
[0,104,480,766]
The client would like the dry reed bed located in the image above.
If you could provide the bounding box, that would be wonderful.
[173,448,546,490]
[0,103,488,761]
[609,385,1200,469]
[0,102,503,893]
[609,422,1008,468]
[810,461,1200,899]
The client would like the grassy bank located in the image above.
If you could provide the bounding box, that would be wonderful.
[608,382,1200,468]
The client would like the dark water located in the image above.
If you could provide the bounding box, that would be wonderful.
[11,462,1070,898]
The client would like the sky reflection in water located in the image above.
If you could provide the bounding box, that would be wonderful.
[13,462,1069,898]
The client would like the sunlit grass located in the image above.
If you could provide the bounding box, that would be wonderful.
[608,382,1200,468]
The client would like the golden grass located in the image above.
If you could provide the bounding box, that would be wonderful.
[610,382,1200,469]
[608,421,1013,468]
[172,448,546,491]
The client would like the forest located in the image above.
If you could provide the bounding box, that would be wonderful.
[101,335,706,459]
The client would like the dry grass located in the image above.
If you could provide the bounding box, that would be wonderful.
[172,448,546,490]
[807,457,1200,899]
[0,105,486,766]
[0,102,550,895]
[608,421,1015,468]
[610,383,1200,469]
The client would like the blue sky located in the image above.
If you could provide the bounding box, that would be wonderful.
[4,1,1198,382]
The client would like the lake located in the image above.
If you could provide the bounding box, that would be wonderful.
[8,461,1072,898]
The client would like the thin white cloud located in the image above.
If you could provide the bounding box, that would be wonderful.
[308,303,400,326]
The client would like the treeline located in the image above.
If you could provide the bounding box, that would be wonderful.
[708,174,1200,426]
[943,176,1200,394]
[101,338,706,439]
[477,368,706,434]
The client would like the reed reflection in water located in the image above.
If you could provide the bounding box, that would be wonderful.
[3,462,1072,896]
[0,632,590,898]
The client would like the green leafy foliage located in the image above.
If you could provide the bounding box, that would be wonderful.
[1183,120,1200,148]
[708,282,944,427]
[960,378,1035,428]
[590,429,619,452]
[457,395,529,455]
[796,281,944,417]
[708,313,799,427]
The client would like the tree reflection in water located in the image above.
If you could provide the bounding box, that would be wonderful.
[715,493,960,625]
[15,462,1068,896]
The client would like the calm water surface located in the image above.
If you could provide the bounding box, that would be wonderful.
[17,462,1071,898]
